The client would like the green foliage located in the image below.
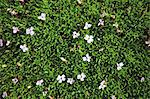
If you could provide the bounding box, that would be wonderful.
[0,0,149,98]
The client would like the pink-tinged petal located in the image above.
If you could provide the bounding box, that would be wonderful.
[2,92,8,98]
[141,77,145,82]
[0,39,3,47]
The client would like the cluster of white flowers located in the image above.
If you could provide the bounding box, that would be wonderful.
[99,80,107,90]
[11,25,36,53]
[0,12,48,97]
[10,13,45,53]
[61,21,92,85]
[11,26,35,53]
[57,73,86,84]
[5,7,144,98]
[72,22,94,44]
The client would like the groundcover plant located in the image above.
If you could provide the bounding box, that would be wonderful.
[0,0,150,98]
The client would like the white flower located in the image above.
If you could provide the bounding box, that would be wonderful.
[43,91,48,96]
[27,85,31,89]
[99,80,107,90]
[145,40,150,47]
[11,10,17,15]
[111,95,116,99]
[84,22,92,29]
[60,57,67,62]
[20,44,28,52]
[98,19,104,26]
[38,13,46,21]
[26,27,35,36]
[117,62,124,70]
[84,35,94,43]
[141,77,145,82]
[57,74,66,83]
[113,22,119,28]
[36,79,44,86]
[77,0,82,4]
[77,73,86,81]
[82,53,91,62]
[67,78,75,84]
[72,31,80,38]
[12,78,18,84]
[6,41,10,46]
[0,39,3,47]
[12,27,19,34]
[2,92,8,98]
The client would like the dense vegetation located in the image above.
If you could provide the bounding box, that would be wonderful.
[0,0,149,98]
